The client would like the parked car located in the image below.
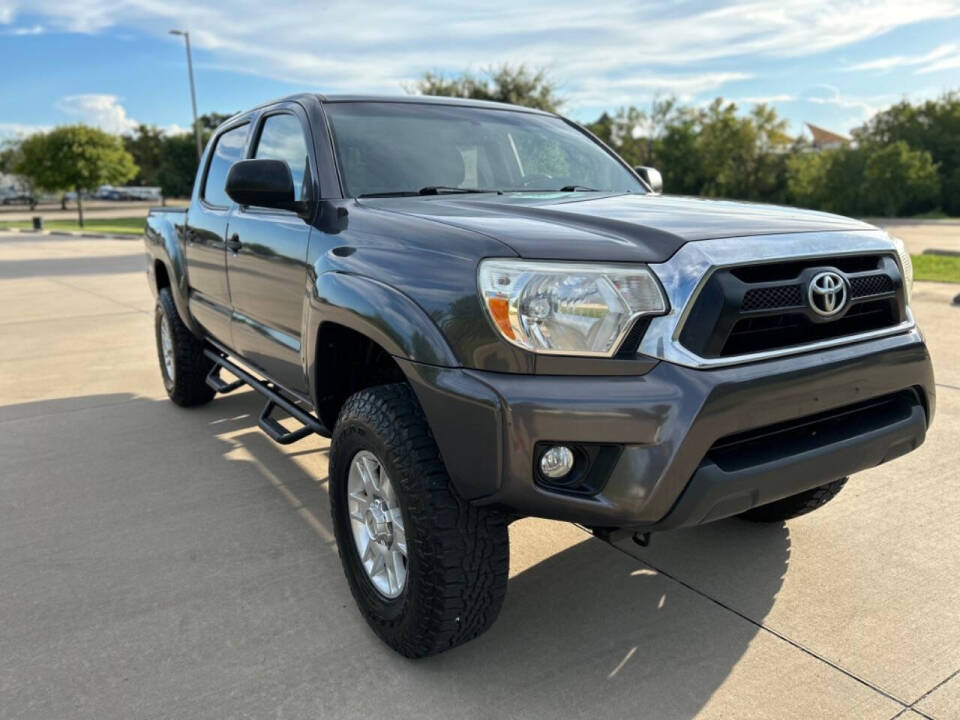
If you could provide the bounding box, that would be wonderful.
[145,94,934,658]
[1,192,35,207]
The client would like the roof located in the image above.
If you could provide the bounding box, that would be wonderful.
[217,92,556,134]
[316,93,554,115]
[805,122,850,146]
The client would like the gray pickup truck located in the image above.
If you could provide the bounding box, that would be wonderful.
[145,93,934,658]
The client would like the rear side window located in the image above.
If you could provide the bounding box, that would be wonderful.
[254,114,310,202]
[202,124,248,207]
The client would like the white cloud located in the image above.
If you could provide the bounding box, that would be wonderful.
[844,43,958,72]
[916,53,960,74]
[10,23,44,34]
[802,84,892,121]
[739,94,798,104]
[55,94,138,134]
[161,123,188,136]
[2,0,959,112]
[0,122,49,138]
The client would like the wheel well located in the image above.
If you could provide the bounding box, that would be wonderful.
[315,323,406,429]
[154,260,171,293]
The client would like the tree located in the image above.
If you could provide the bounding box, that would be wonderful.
[124,124,165,187]
[157,133,200,198]
[0,138,37,209]
[861,141,940,217]
[855,93,960,214]
[15,125,137,226]
[410,64,562,112]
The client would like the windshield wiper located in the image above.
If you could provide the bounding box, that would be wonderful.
[357,191,420,198]
[559,185,599,192]
[358,187,503,198]
[417,186,503,195]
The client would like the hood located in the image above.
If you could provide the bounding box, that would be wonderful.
[361,192,878,263]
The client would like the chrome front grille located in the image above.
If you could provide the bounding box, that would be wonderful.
[639,231,916,369]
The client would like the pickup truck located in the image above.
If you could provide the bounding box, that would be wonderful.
[145,93,934,658]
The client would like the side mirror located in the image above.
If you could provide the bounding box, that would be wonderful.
[635,166,663,194]
[225,159,308,215]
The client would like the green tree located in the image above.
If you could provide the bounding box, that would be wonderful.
[15,125,137,226]
[855,93,960,214]
[157,133,200,198]
[411,64,562,112]
[124,124,165,187]
[585,105,649,166]
[861,141,940,217]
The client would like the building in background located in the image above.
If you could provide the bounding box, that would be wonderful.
[805,123,850,151]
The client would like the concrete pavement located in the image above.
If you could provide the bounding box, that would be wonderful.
[872,219,960,256]
[1,232,958,719]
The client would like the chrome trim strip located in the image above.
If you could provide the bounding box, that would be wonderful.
[639,230,914,368]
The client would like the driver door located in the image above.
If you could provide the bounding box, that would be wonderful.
[225,106,314,394]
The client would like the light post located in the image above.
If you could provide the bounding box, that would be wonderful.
[169,29,203,162]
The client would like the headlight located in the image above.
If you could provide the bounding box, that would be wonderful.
[889,235,913,303]
[478,259,667,356]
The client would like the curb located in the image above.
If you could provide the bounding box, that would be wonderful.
[0,227,142,240]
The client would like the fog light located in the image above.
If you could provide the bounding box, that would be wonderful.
[540,445,575,479]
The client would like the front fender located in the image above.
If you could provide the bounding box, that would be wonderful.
[304,272,459,401]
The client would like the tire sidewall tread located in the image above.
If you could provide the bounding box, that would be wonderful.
[329,383,509,658]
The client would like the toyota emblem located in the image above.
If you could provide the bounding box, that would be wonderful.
[808,271,848,317]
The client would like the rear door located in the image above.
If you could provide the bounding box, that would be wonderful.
[225,105,314,394]
[183,121,249,346]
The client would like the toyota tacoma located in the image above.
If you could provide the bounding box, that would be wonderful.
[145,94,934,658]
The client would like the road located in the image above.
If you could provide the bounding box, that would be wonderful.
[1,232,958,719]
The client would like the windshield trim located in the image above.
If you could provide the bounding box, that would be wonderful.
[320,100,647,200]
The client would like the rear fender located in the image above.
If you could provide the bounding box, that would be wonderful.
[144,212,199,334]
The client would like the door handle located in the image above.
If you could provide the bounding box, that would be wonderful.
[225,234,242,253]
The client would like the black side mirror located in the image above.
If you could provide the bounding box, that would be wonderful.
[635,166,663,194]
[226,159,308,215]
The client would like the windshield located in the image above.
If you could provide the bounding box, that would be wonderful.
[324,101,645,198]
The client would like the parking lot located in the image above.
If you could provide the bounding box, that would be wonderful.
[1,230,958,719]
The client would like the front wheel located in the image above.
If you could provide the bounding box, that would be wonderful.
[329,383,509,658]
[739,477,848,522]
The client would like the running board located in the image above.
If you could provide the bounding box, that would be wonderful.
[205,365,245,394]
[203,349,330,443]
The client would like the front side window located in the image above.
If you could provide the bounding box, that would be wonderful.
[323,102,644,198]
[254,114,310,202]
[202,124,248,207]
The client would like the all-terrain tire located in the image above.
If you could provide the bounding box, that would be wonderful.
[739,477,848,523]
[155,288,215,407]
[329,383,509,658]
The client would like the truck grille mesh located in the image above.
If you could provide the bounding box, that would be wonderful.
[678,254,905,358]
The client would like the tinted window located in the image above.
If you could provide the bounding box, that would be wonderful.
[202,124,248,207]
[255,114,310,202]
[324,102,644,197]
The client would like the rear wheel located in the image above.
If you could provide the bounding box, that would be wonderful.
[155,288,215,407]
[739,478,848,522]
[329,383,509,658]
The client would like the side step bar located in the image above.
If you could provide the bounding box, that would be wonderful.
[203,349,330,444]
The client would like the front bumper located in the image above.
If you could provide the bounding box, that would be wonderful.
[400,329,934,530]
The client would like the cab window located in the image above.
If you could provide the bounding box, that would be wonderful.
[254,114,311,202]
[202,124,248,207]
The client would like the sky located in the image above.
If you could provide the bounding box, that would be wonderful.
[1,1,959,141]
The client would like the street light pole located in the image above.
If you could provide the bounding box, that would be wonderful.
[169,29,203,162]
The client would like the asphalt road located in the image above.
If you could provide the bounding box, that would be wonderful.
[1,232,959,719]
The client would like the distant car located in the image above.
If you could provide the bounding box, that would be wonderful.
[1,193,35,206]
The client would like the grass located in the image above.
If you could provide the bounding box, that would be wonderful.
[912,253,960,284]
[0,216,146,235]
